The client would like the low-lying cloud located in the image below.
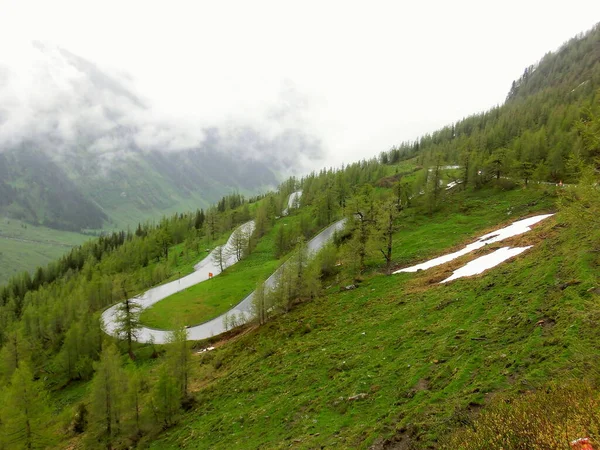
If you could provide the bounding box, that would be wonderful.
[0,41,323,173]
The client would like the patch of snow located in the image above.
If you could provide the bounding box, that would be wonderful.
[440,246,532,283]
[428,165,461,172]
[445,180,462,190]
[571,80,589,93]
[393,214,553,274]
[197,346,215,354]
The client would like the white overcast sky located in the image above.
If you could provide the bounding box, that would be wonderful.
[1,0,599,168]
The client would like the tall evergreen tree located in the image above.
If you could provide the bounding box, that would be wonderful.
[212,244,227,272]
[149,365,181,430]
[251,281,268,326]
[88,344,127,450]
[126,366,145,440]
[166,327,191,402]
[348,185,377,274]
[229,227,249,262]
[375,198,400,274]
[0,362,51,450]
[113,279,141,360]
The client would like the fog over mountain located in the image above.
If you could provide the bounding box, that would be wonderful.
[0,41,322,171]
[0,42,324,231]
[1,1,599,233]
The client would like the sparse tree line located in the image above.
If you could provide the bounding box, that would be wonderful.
[247,178,416,330]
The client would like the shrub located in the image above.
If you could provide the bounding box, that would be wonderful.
[442,380,600,449]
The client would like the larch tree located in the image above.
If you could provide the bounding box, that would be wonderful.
[348,185,378,274]
[486,147,511,180]
[229,227,249,262]
[425,153,444,214]
[166,327,191,402]
[393,180,411,212]
[461,149,471,188]
[212,244,227,272]
[0,327,26,385]
[517,161,535,186]
[126,366,144,439]
[113,278,141,360]
[154,228,172,261]
[149,364,181,430]
[0,362,52,450]
[253,202,269,239]
[88,344,127,450]
[204,208,219,245]
[251,281,268,326]
[292,237,308,299]
[57,321,83,381]
[560,108,600,250]
[374,198,400,274]
[274,224,290,259]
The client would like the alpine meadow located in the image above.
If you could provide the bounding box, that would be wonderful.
[1,14,600,450]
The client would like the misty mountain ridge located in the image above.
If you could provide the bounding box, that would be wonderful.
[0,42,322,230]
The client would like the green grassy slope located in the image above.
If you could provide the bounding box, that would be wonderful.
[140,217,289,329]
[0,218,89,284]
[140,186,597,449]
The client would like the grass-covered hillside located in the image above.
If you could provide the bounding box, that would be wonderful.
[1,24,600,450]
[148,186,584,449]
[1,149,599,449]
[140,213,300,330]
[0,218,91,285]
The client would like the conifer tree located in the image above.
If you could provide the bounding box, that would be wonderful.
[166,327,190,402]
[58,321,83,381]
[348,185,377,274]
[113,280,142,360]
[0,363,51,450]
[253,202,269,239]
[461,150,471,188]
[212,244,227,272]
[229,227,249,262]
[0,327,25,385]
[425,153,444,214]
[154,228,172,260]
[251,281,268,326]
[88,344,127,449]
[126,366,144,439]
[375,198,400,274]
[149,365,181,429]
[516,161,535,186]
[393,180,411,211]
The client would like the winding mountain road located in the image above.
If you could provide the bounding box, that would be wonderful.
[101,220,255,343]
[282,190,302,216]
[101,191,346,344]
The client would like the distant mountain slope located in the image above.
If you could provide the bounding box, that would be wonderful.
[506,25,600,102]
[0,142,280,230]
[0,148,107,230]
[387,23,600,182]
[0,43,319,231]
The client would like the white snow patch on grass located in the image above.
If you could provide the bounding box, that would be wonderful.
[393,213,553,274]
[440,246,532,283]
